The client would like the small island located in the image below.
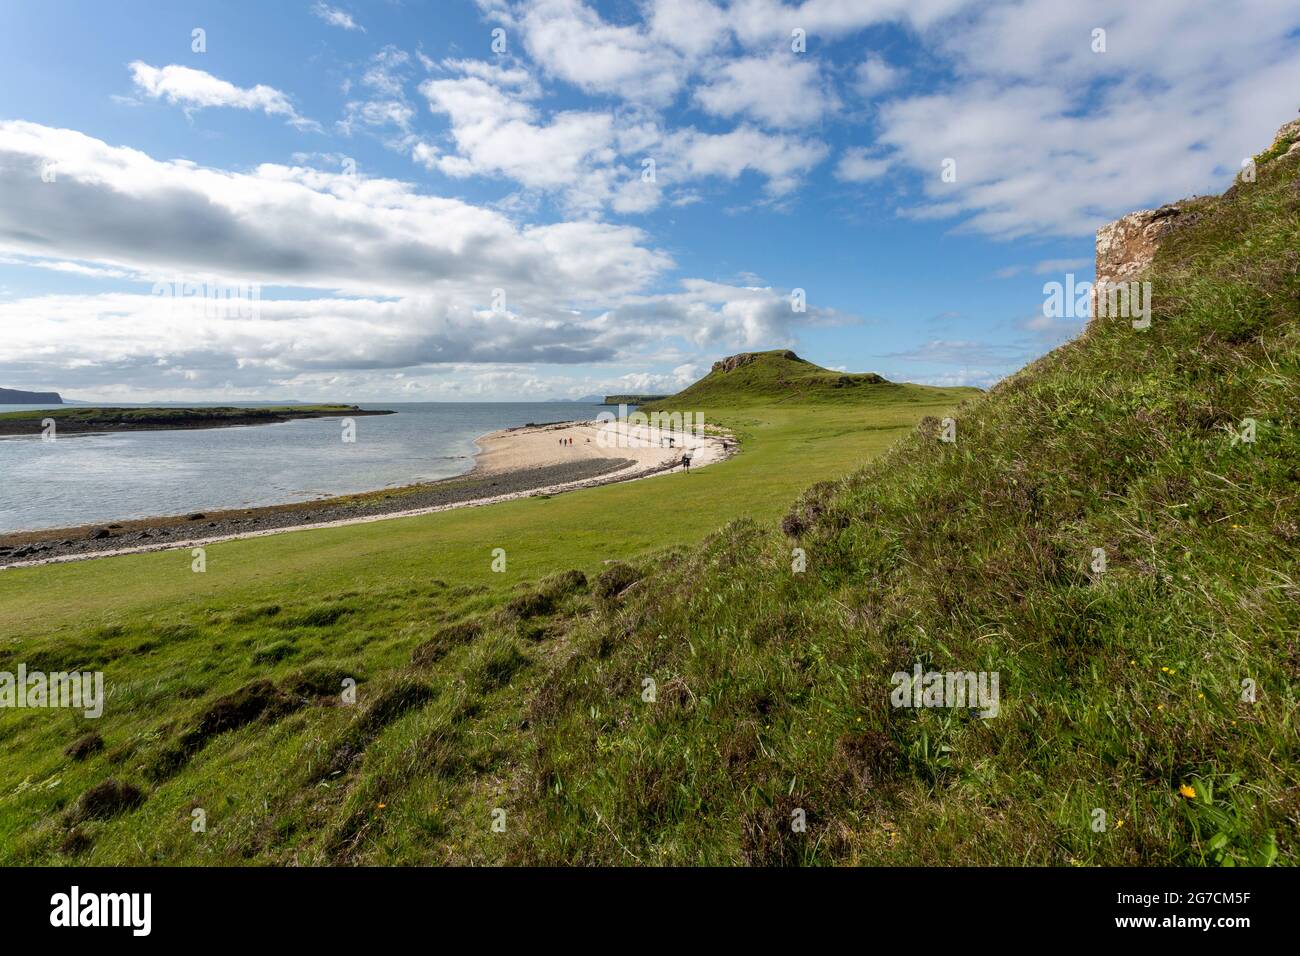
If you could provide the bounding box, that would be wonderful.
[0,404,394,436]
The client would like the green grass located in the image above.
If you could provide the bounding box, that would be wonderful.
[645,348,898,408]
[513,140,1300,866]
[0,387,968,863]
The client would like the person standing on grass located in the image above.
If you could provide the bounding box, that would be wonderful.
[681,452,692,473]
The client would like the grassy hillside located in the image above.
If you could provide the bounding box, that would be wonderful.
[643,349,929,409]
[0,389,972,863]
[516,132,1300,865]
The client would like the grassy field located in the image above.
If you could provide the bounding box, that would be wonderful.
[0,381,973,863]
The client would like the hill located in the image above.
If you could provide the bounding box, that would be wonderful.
[0,386,62,405]
[643,349,964,409]
[514,119,1299,865]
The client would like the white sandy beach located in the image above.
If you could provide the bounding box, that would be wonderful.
[474,417,726,478]
[1,418,733,568]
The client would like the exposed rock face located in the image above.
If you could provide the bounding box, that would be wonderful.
[1271,117,1300,155]
[1094,114,1300,307]
[1094,204,1188,292]
[712,350,800,373]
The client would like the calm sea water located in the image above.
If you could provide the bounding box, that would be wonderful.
[0,402,609,533]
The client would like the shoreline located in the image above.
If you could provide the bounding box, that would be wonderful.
[0,418,735,569]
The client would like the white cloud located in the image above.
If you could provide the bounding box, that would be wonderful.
[835,147,891,182]
[694,53,833,127]
[518,0,685,103]
[0,121,667,302]
[128,62,320,132]
[646,0,730,58]
[421,74,613,189]
[854,56,901,96]
[725,0,970,46]
[0,121,838,396]
[871,0,1300,236]
[668,125,828,197]
[419,62,826,211]
[312,3,364,32]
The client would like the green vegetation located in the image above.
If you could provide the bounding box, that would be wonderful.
[0,132,1295,866]
[0,380,967,863]
[647,349,902,409]
[0,404,390,436]
[602,394,669,405]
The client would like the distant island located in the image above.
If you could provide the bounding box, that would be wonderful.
[0,404,393,436]
[0,386,63,404]
[603,394,669,405]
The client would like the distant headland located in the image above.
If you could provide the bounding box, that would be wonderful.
[0,404,393,436]
[0,387,63,404]
[602,394,669,405]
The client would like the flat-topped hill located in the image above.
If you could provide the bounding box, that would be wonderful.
[0,386,62,405]
[644,348,977,409]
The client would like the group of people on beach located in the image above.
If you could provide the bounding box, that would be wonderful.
[555,429,690,470]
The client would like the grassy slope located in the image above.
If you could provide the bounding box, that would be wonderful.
[518,142,1300,865]
[647,349,893,408]
[0,387,970,863]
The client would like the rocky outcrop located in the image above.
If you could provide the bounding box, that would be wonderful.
[1095,113,1300,305]
[712,349,800,374]
[1094,204,1190,291]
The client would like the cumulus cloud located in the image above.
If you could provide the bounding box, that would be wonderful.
[128,62,321,131]
[519,0,685,103]
[854,56,901,96]
[0,121,835,397]
[0,121,667,302]
[694,53,834,127]
[418,61,828,211]
[870,0,1300,236]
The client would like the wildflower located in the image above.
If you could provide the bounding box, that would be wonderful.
[377,802,386,809]
[1179,784,1196,799]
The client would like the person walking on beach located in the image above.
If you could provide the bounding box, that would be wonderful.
[680,452,692,473]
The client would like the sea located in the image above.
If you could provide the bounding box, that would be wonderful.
[0,402,610,533]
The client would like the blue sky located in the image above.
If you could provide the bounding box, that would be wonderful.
[0,0,1297,401]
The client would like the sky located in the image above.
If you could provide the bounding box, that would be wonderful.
[0,0,1297,402]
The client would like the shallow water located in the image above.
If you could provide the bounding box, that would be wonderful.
[0,402,607,532]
